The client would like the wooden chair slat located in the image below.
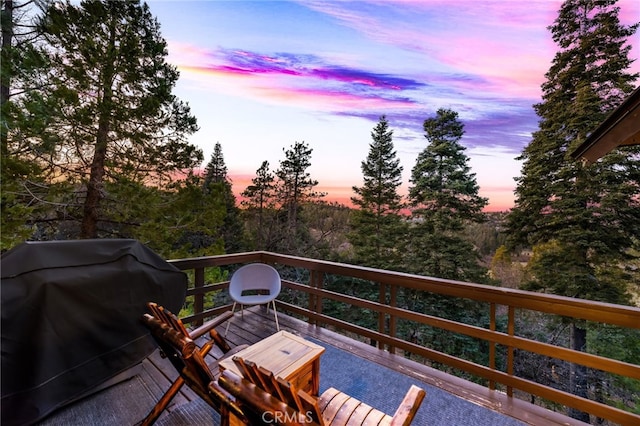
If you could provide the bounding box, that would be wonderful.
[167,311,190,336]
[268,370,288,402]
[362,408,388,426]
[247,361,271,391]
[320,389,351,424]
[298,389,324,426]
[257,365,280,395]
[343,402,375,425]
[317,387,341,412]
[219,370,311,426]
[276,376,305,412]
[329,396,361,425]
[232,357,262,386]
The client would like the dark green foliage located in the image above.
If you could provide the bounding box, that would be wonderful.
[274,141,325,254]
[241,160,277,250]
[464,213,507,259]
[299,201,351,260]
[1,0,52,250]
[505,1,639,420]
[395,107,491,378]
[202,143,245,253]
[506,0,639,303]
[203,142,228,189]
[26,0,202,238]
[349,116,406,270]
[407,108,488,282]
[101,173,225,259]
[241,142,328,256]
[588,324,640,414]
[322,275,380,332]
[525,240,630,303]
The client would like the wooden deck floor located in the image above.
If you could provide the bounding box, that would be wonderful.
[40,306,588,426]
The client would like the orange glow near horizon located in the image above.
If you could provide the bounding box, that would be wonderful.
[228,173,513,212]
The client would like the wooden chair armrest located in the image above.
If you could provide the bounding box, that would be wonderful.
[390,385,426,426]
[188,311,234,340]
[219,344,249,360]
[207,380,248,423]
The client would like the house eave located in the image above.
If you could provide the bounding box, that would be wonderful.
[571,86,640,163]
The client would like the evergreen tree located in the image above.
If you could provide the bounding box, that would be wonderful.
[31,0,201,238]
[505,0,639,420]
[203,142,227,189]
[275,141,325,253]
[407,108,488,281]
[241,161,277,250]
[349,116,406,270]
[129,173,226,258]
[202,142,244,253]
[402,108,489,370]
[1,0,51,249]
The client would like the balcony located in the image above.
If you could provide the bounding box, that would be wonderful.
[37,251,639,425]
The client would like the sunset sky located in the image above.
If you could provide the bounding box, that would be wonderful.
[147,0,640,212]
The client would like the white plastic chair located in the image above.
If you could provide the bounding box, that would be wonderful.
[225,263,281,336]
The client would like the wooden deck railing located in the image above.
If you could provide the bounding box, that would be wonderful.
[169,251,640,425]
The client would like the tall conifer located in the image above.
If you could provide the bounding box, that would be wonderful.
[36,0,202,238]
[505,1,639,420]
[275,141,324,253]
[349,116,405,270]
[241,161,276,250]
[408,108,488,281]
[202,142,244,253]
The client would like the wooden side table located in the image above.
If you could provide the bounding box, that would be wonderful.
[219,330,325,395]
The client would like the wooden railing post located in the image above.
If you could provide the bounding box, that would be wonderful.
[309,270,323,326]
[489,303,496,390]
[193,267,205,326]
[376,282,386,349]
[507,306,515,397]
[389,284,397,354]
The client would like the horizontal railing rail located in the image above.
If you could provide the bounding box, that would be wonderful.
[169,251,640,425]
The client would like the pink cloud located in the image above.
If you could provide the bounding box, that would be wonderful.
[253,86,416,111]
[300,0,639,99]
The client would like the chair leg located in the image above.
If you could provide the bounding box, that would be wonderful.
[271,300,280,331]
[140,338,218,425]
[140,377,185,425]
[225,302,237,337]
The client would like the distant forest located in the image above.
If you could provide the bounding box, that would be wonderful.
[2,1,639,423]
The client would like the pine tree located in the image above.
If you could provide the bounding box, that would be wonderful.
[203,142,227,190]
[241,161,277,250]
[1,0,51,249]
[407,108,488,281]
[505,1,639,420]
[33,0,202,238]
[202,142,244,253]
[275,141,325,253]
[349,116,406,270]
[402,108,490,368]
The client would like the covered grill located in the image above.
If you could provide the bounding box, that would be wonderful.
[1,239,187,426]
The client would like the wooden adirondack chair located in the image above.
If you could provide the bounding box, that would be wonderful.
[219,357,426,426]
[140,302,248,425]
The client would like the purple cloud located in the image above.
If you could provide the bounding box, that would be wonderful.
[212,48,427,92]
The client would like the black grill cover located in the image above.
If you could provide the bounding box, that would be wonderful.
[1,239,187,425]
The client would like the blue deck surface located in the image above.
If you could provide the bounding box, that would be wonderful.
[314,339,525,426]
